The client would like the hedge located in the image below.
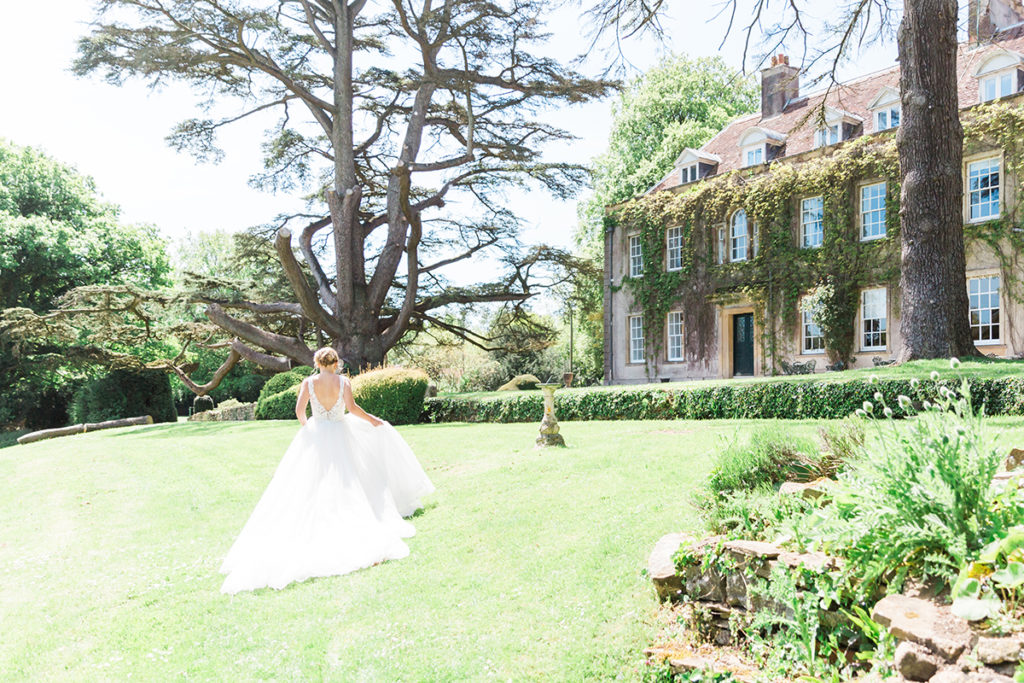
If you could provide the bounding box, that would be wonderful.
[351,367,430,425]
[255,385,305,420]
[422,376,1024,423]
[69,370,178,424]
[257,366,314,403]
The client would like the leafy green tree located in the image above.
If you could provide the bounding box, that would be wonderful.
[0,139,171,427]
[574,55,758,380]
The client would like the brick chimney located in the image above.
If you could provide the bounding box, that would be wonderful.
[969,0,1024,44]
[760,54,799,119]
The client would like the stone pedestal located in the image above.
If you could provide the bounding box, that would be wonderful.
[536,383,565,447]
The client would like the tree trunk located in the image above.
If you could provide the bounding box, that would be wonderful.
[896,0,978,360]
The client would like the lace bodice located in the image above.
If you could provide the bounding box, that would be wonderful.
[307,376,348,421]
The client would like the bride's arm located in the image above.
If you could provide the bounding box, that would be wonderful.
[342,378,383,426]
[295,379,311,426]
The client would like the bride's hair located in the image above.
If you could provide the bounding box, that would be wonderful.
[313,347,339,368]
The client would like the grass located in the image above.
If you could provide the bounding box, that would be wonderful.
[443,357,1024,399]
[6,417,1024,680]
[0,419,762,680]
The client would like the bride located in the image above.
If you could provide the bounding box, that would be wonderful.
[220,347,435,594]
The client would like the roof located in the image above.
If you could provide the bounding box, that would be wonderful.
[650,27,1024,193]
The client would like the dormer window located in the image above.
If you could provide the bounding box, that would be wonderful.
[973,49,1024,103]
[672,148,721,184]
[811,107,862,149]
[875,106,901,131]
[868,86,901,132]
[738,128,785,168]
[813,125,839,149]
[744,145,765,167]
[981,71,1016,102]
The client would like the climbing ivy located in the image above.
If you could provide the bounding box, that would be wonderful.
[612,101,1024,373]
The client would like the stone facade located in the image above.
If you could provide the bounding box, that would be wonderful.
[605,17,1024,385]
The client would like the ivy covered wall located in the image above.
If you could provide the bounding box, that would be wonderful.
[605,99,1024,382]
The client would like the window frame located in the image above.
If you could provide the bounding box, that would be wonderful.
[813,123,840,149]
[965,155,1002,224]
[680,164,699,184]
[800,196,824,249]
[716,225,726,265]
[742,144,766,168]
[628,315,645,364]
[874,105,901,132]
[730,210,749,263]
[800,301,826,355]
[666,311,684,362]
[860,287,888,352]
[968,275,1002,346]
[980,69,1017,102]
[628,234,643,278]
[859,181,887,242]
[665,226,683,272]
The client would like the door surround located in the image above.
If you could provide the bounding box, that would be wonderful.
[718,304,761,378]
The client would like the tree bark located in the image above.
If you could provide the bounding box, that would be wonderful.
[896,0,978,360]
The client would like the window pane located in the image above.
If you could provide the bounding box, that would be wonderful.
[861,288,887,350]
[801,196,824,248]
[861,183,887,239]
[968,276,1000,344]
[890,107,900,126]
[731,210,748,262]
[667,312,684,361]
[876,111,887,130]
[968,159,1001,221]
[629,316,645,363]
[629,235,643,277]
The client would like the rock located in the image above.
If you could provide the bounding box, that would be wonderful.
[780,478,834,500]
[725,570,748,607]
[1004,448,1024,471]
[976,636,1023,665]
[929,669,971,683]
[723,539,781,560]
[964,672,1014,682]
[648,533,689,601]
[777,551,834,573]
[871,594,974,661]
[682,565,726,603]
[895,641,942,681]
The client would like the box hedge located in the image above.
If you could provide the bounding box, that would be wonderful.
[257,366,314,403]
[351,367,430,425]
[422,376,1024,423]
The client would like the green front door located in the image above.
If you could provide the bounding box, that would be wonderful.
[733,313,754,377]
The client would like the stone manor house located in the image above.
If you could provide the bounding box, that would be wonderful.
[604,1,1024,384]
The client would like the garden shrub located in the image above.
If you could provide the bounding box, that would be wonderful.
[497,373,541,391]
[350,367,430,425]
[257,366,314,403]
[69,370,177,424]
[423,375,1024,423]
[814,375,1017,597]
[255,385,305,420]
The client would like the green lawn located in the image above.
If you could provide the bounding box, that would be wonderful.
[4,417,1024,680]
[444,357,1024,399]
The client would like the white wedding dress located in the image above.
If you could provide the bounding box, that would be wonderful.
[220,376,435,594]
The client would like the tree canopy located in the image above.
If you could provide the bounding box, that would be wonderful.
[66,0,616,373]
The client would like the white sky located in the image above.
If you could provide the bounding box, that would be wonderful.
[0,1,901,257]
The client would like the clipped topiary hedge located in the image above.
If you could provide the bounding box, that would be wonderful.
[69,370,178,424]
[257,366,314,403]
[351,367,430,425]
[422,376,1024,423]
[255,385,306,420]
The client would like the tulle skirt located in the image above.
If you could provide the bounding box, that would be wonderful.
[220,416,435,594]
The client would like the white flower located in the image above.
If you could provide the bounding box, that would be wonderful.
[870,375,878,384]
[874,391,883,402]
[931,371,940,381]
[897,395,912,409]
[950,357,961,369]
[883,406,894,418]
[910,378,920,388]
[923,400,932,410]
[855,409,866,418]
[863,401,874,413]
